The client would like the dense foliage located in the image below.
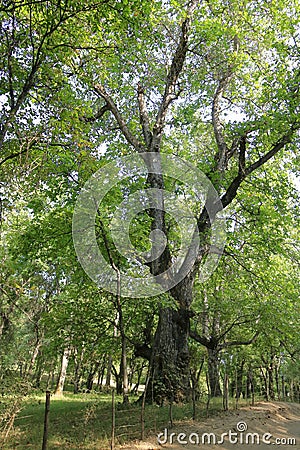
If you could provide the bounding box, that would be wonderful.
[0,0,299,414]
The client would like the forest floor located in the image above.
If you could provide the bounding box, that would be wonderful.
[119,401,300,449]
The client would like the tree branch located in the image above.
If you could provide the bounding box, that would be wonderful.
[189,328,212,348]
[0,148,28,167]
[238,135,246,175]
[151,0,199,151]
[219,331,259,349]
[212,75,231,171]
[81,104,110,123]
[0,286,35,325]
[137,82,152,147]
[220,124,299,209]
[212,36,239,171]
[244,128,297,176]
[0,135,38,167]
[94,84,145,152]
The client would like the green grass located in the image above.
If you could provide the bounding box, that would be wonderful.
[0,392,254,449]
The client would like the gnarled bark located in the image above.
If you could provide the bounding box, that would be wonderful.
[150,307,191,404]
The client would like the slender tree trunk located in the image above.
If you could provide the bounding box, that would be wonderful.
[27,324,42,377]
[260,366,269,401]
[223,373,229,411]
[34,356,43,388]
[275,361,280,400]
[106,356,112,387]
[128,357,135,390]
[132,361,146,395]
[111,363,122,395]
[268,359,275,400]
[281,376,286,400]
[97,358,106,389]
[236,359,245,398]
[54,348,70,396]
[74,347,84,394]
[246,371,250,399]
[120,337,129,404]
[28,339,41,376]
[46,366,53,390]
[249,370,255,406]
[290,380,294,402]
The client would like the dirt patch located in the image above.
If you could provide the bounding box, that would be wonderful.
[118,402,300,449]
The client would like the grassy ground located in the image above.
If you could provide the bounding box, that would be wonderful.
[0,391,253,449]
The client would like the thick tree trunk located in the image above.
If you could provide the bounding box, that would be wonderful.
[207,347,222,397]
[150,306,191,404]
[290,379,295,402]
[0,306,13,338]
[137,273,196,404]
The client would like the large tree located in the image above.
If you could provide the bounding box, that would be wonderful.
[1,0,299,402]
[83,0,300,400]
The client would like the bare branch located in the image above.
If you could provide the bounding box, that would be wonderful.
[0,286,35,325]
[0,149,28,167]
[137,82,152,147]
[151,0,199,151]
[0,135,38,167]
[94,84,145,152]
[238,135,246,175]
[81,104,110,123]
[189,328,212,347]
[219,331,259,349]
[6,26,15,109]
[220,124,299,209]
[212,36,239,171]
[244,127,297,176]
[212,75,231,170]
[190,323,259,350]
